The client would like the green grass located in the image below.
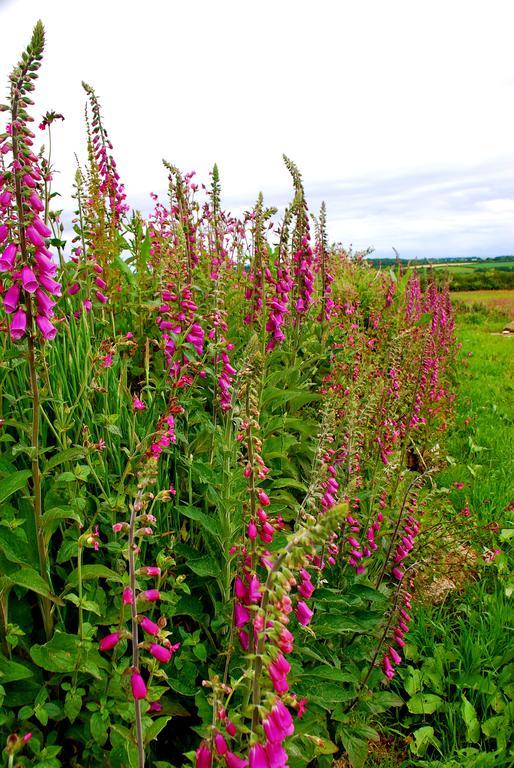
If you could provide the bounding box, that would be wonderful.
[437,313,514,530]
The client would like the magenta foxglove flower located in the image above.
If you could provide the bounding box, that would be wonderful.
[196,743,212,768]
[214,732,228,755]
[265,742,288,768]
[9,308,27,341]
[99,632,120,652]
[235,603,250,627]
[122,587,133,605]
[25,225,45,248]
[36,315,57,340]
[130,672,147,700]
[143,589,160,601]
[139,616,160,635]
[249,743,268,768]
[3,284,20,314]
[225,752,248,768]
[295,600,313,626]
[0,243,16,272]
[0,225,9,243]
[149,643,172,663]
[140,566,161,576]
[257,489,270,507]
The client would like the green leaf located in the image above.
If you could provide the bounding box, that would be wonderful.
[43,506,82,532]
[185,555,221,578]
[313,610,381,634]
[144,716,171,744]
[410,726,441,757]
[0,558,63,604]
[66,564,123,586]
[462,695,480,743]
[31,631,80,673]
[0,470,31,504]
[300,665,358,683]
[0,528,30,564]
[178,506,220,537]
[0,654,33,683]
[407,693,444,714]
[64,690,82,723]
[90,711,108,745]
[44,447,86,472]
[336,726,368,768]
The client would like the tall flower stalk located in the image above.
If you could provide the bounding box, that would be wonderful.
[0,20,60,638]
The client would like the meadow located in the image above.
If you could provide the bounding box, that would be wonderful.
[0,22,511,768]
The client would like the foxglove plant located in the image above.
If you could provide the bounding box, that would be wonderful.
[0,21,61,638]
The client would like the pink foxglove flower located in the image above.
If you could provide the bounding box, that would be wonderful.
[9,308,27,341]
[130,672,147,700]
[140,616,160,635]
[36,315,57,340]
[225,753,248,768]
[295,600,313,626]
[196,743,212,768]
[149,643,172,663]
[99,632,120,652]
[143,589,160,602]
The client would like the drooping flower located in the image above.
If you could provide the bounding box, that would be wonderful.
[99,632,120,652]
[130,672,147,700]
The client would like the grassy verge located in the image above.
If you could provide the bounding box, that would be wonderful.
[372,310,514,767]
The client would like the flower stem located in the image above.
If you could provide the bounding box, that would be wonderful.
[129,488,145,768]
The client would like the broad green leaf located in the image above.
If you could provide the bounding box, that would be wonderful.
[0,558,63,604]
[178,506,220,537]
[31,632,80,673]
[300,665,358,683]
[144,716,171,744]
[336,727,368,768]
[66,564,124,586]
[44,448,86,472]
[185,555,221,578]
[90,711,108,745]
[0,470,31,504]
[410,726,441,757]
[0,654,34,683]
[0,528,30,564]
[462,695,480,743]
[64,690,82,723]
[407,693,444,714]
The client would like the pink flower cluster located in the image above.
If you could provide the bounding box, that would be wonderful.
[100,552,180,703]
[0,118,61,341]
[157,285,205,382]
[292,235,314,315]
[85,84,128,224]
[265,263,293,351]
[383,589,412,680]
[390,499,421,582]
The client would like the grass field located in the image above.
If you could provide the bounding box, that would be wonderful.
[451,290,514,318]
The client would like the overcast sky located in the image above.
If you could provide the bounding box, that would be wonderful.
[1,0,513,258]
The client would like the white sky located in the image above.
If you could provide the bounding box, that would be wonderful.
[1,0,513,258]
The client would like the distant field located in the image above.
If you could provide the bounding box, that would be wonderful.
[451,289,514,317]
[410,261,514,271]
